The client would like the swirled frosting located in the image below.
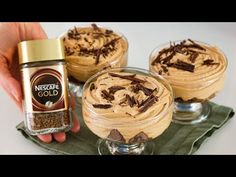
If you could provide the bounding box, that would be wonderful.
[150,39,227,102]
[82,71,173,143]
[63,24,128,82]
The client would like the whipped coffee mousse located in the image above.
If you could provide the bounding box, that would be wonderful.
[63,24,128,82]
[150,39,227,103]
[82,70,173,144]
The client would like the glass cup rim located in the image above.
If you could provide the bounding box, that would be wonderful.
[82,66,174,123]
[149,39,228,74]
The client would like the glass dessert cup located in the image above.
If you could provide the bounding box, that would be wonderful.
[58,24,129,98]
[82,67,174,155]
[149,40,228,125]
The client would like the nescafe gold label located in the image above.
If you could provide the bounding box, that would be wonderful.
[31,69,64,111]
[21,65,69,113]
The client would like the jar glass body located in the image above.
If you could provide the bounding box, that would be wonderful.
[20,60,72,135]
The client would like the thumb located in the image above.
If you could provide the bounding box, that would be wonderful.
[0,57,22,111]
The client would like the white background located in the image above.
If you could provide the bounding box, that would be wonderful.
[0,22,235,154]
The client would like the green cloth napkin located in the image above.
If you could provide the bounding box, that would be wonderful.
[16,102,234,155]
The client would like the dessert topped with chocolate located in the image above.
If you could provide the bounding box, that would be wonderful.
[62,24,128,82]
[150,39,227,102]
[82,70,173,143]
[151,39,225,74]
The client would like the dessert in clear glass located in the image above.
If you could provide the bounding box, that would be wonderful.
[149,39,227,124]
[82,67,174,155]
[59,24,128,98]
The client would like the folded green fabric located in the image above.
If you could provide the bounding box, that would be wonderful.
[16,102,234,155]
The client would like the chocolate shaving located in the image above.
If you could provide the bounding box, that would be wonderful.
[119,97,127,106]
[187,39,206,51]
[161,65,168,73]
[79,45,111,65]
[152,54,162,65]
[152,40,187,65]
[67,28,80,40]
[79,47,92,55]
[132,83,154,96]
[168,59,195,72]
[79,47,107,65]
[109,73,136,78]
[95,49,101,65]
[109,73,145,83]
[152,39,206,66]
[189,52,199,63]
[138,95,154,108]
[66,25,120,65]
[125,112,132,116]
[126,95,136,108]
[103,37,120,48]
[129,132,149,144]
[138,95,158,112]
[202,59,219,66]
[131,84,140,94]
[90,83,95,91]
[91,23,100,30]
[151,88,157,94]
[74,26,79,35]
[103,65,111,70]
[105,29,113,34]
[101,90,114,101]
[173,44,185,54]
[93,104,112,109]
[107,129,125,142]
[98,38,120,59]
[84,37,89,43]
[93,32,104,39]
[85,37,120,64]
[161,51,176,64]
[160,47,172,56]
[151,46,173,65]
[65,46,74,56]
[108,86,125,94]
[180,40,187,45]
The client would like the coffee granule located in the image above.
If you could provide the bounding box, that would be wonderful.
[28,110,70,130]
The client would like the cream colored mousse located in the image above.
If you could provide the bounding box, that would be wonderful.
[150,39,227,103]
[62,24,128,82]
[82,71,173,144]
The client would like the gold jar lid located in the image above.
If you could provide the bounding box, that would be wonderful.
[18,39,65,65]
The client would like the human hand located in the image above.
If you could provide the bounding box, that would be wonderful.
[0,22,80,143]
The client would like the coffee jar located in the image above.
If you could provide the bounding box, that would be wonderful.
[18,39,72,135]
